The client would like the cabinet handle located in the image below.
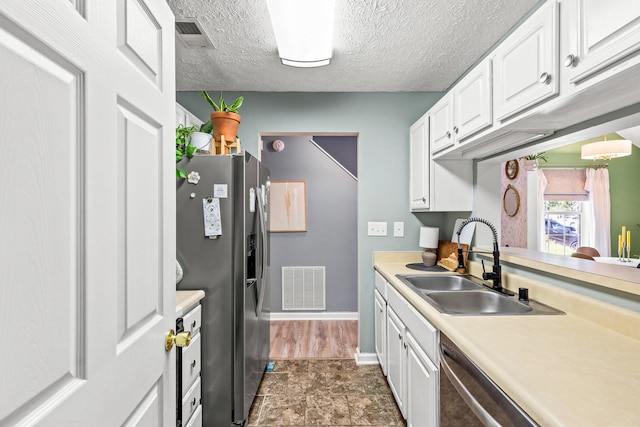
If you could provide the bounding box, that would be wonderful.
[191,360,197,368]
[191,397,197,407]
[422,197,426,203]
[539,72,551,84]
[191,320,197,328]
[564,54,577,68]
[398,333,402,340]
[403,342,407,349]
[446,131,451,138]
[453,126,459,134]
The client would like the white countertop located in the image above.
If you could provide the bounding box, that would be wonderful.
[176,290,205,317]
[373,251,640,427]
[594,256,640,267]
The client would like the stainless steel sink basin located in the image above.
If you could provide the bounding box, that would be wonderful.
[425,290,532,315]
[396,274,484,291]
[395,274,564,316]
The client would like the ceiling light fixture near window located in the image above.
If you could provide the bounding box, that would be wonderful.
[266,0,335,68]
[581,135,632,160]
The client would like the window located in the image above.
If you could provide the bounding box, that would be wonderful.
[540,169,592,255]
[543,201,582,255]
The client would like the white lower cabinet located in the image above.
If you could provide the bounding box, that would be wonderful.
[374,289,387,376]
[386,307,406,417]
[178,303,202,427]
[406,332,439,427]
[375,272,439,427]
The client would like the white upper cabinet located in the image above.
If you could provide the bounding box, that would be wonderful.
[453,59,493,141]
[410,113,429,211]
[493,0,559,122]
[430,59,492,156]
[563,0,640,85]
[429,95,454,154]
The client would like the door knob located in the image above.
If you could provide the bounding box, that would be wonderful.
[165,329,191,351]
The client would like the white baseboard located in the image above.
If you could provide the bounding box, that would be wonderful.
[270,311,358,321]
[354,348,379,365]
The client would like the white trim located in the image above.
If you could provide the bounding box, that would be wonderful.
[354,348,379,365]
[269,311,358,321]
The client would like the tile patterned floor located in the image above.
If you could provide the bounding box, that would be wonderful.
[248,359,405,426]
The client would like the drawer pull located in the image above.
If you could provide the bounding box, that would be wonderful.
[191,397,197,407]
[191,320,197,328]
[191,360,197,368]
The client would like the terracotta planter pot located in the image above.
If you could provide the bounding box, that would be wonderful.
[210,111,241,144]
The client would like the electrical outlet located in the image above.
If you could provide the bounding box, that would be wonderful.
[368,221,387,236]
[393,222,404,237]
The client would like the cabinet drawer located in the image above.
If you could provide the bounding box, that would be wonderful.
[183,304,202,337]
[374,270,387,299]
[182,332,201,395]
[182,376,201,424]
[184,403,202,427]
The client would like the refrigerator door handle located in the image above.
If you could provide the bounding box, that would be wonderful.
[255,188,268,316]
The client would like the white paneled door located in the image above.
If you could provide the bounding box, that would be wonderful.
[0,1,176,425]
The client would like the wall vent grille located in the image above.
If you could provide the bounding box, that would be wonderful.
[175,18,213,49]
[282,266,326,310]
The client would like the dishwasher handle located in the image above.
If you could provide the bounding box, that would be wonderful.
[440,344,502,427]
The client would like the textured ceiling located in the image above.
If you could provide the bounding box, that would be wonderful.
[167,0,541,92]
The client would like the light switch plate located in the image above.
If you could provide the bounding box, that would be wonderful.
[393,222,404,237]
[368,221,387,236]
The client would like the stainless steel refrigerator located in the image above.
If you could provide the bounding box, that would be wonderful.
[176,152,270,426]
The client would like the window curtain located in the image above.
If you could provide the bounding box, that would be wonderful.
[537,170,547,251]
[585,168,611,256]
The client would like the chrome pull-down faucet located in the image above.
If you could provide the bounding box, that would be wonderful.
[456,217,503,293]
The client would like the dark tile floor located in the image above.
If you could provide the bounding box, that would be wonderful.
[248,359,405,426]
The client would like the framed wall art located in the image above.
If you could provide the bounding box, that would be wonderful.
[269,180,307,232]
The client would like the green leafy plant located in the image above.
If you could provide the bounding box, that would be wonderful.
[199,120,213,135]
[201,91,244,113]
[524,152,548,163]
[176,124,197,179]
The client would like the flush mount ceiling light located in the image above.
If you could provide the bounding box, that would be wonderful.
[266,0,335,68]
[581,135,632,160]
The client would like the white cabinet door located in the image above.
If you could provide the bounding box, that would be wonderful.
[0,1,177,425]
[386,307,406,418]
[564,0,640,85]
[410,113,429,210]
[453,59,493,141]
[429,95,455,153]
[374,290,388,376]
[493,0,559,121]
[406,333,439,427]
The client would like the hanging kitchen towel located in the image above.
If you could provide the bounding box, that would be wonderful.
[203,197,222,238]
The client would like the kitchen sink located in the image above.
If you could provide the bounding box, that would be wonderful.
[395,274,564,316]
[425,290,532,315]
[396,274,484,291]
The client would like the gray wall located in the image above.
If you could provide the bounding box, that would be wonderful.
[262,135,357,312]
[176,92,445,353]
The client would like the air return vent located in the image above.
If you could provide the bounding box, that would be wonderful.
[282,266,326,310]
[175,18,212,48]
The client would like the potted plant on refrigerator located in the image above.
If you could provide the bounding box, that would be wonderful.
[523,152,548,171]
[201,91,244,149]
[176,124,197,179]
[190,120,213,153]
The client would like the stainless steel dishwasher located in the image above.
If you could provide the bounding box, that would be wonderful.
[439,333,538,427]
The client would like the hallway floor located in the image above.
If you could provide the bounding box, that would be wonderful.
[248,359,404,426]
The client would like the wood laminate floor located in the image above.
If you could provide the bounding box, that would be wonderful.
[269,320,358,359]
